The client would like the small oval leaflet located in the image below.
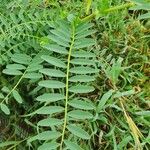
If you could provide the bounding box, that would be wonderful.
[37,118,63,127]
[11,54,32,65]
[41,55,66,68]
[36,106,64,114]
[69,75,95,82]
[39,68,65,77]
[3,69,23,76]
[67,124,90,139]
[0,103,10,115]
[68,99,95,110]
[42,44,68,54]
[28,131,61,144]
[12,90,23,104]
[39,80,65,89]
[6,64,26,70]
[38,142,59,150]
[70,58,95,65]
[69,85,95,93]
[24,73,43,79]
[36,93,65,103]
[70,66,99,74]
[68,110,93,119]
[64,140,84,150]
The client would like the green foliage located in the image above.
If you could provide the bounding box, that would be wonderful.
[0,0,150,150]
[130,0,150,19]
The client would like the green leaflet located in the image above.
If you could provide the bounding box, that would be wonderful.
[67,124,91,139]
[0,103,10,115]
[27,64,43,72]
[39,68,66,77]
[68,99,95,110]
[76,22,94,34]
[71,58,95,65]
[68,110,93,119]
[23,73,43,79]
[6,64,26,70]
[50,29,71,43]
[12,90,23,104]
[113,89,135,98]
[42,44,68,54]
[0,93,4,99]
[27,131,61,143]
[130,3,150,11]
[1,86,10,93]
[37,118,63,127]
[70,66,99,74]
[135,111,150,116]
[57,21,71,39]
[97,90,113,112]
[105,57,123,84]
[48,34,69,47]
[56,20,71,36]
[36,106,64,114]
[41,55,66,68]
[3,69,23,75]
[74,38,96,49]
[57,27,71,39]
[69,75,95,82]
[75,29,96,39]
[71,50,96,58]
[39,80,65,89]
[38,142,59,150]
[64,140,84,150]
[36,93,65,103]
[69,85,95,93]
[11,54,32,65]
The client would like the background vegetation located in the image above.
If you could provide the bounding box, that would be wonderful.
[0,0,149,150]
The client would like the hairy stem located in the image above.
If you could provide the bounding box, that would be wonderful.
[60,23,75,150]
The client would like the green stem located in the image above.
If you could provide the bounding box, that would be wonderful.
[1,70,27,104]
[104,2,135,12]
[59,23,75,150]
[81,2,135,22]
[81,12,97,22]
